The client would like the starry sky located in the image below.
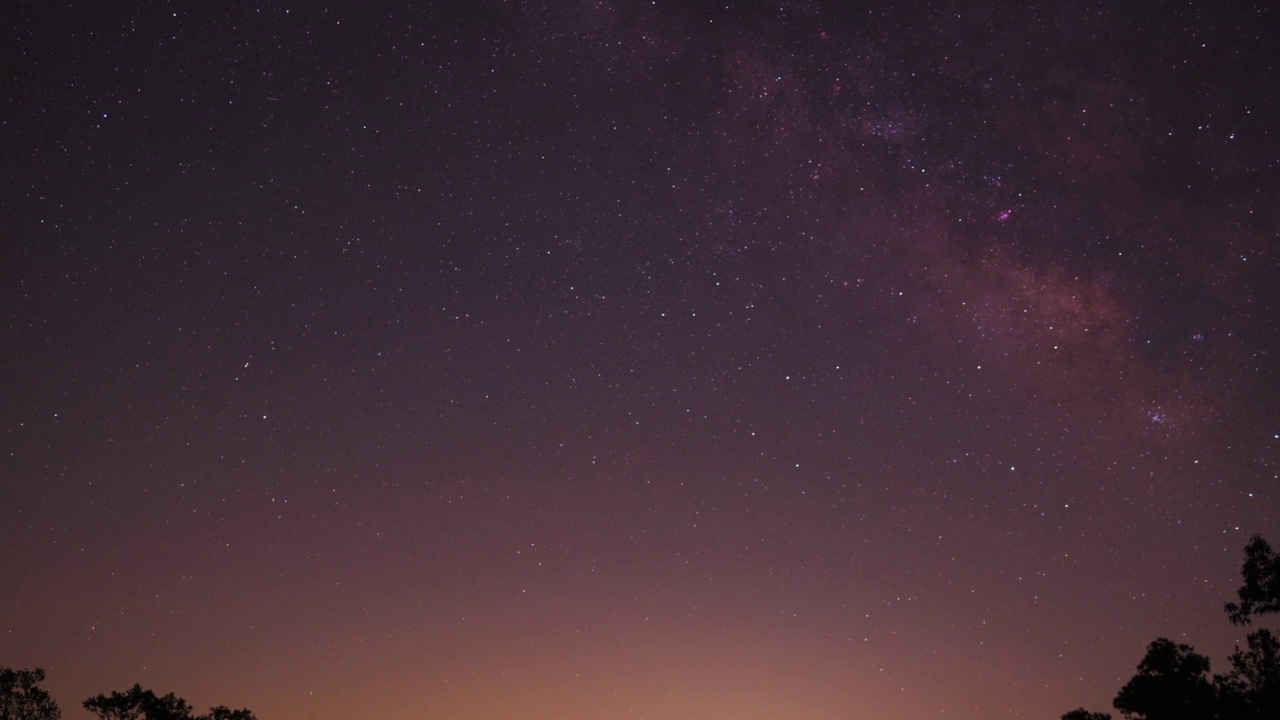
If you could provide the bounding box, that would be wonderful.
[3,1,1278,718]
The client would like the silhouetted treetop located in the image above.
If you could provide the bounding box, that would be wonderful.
[1061,708,1111,720]
[1064,535,1280,720]
[82,685,257,720]
[1226,535,1280,627]
[1112,638,1215,720]
[0,667,61,720]
[200,708,258,720]
[1216,627,1280,720]
[83,685,195,720]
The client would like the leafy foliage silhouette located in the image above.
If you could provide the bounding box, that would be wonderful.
[1064,534,1280,720]
[1216,627,1280,720]
[1112,638,1215,720]
[82,685,257,720]
[0,667,60,720]
[199,708,258,720]
[1061,709,1111,720]
[1225,535,1280,626]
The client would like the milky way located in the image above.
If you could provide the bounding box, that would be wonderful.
[4,2,1278,718]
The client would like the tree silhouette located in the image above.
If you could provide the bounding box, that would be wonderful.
[1112,638,1215,720]
[0,667,61,720]
[82,685,256,720]
[200,708,258,720]
[1064,534,1280,720]
[1061,709,1111,720]
[1216,628,1280,720]
[1225,535,1280,627]
[83,685,196,720]
[1215,534,1280,720]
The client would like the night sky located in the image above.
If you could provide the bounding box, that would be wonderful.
[4,1,1279,718]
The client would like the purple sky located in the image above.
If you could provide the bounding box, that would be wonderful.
[4,2,1278,718]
